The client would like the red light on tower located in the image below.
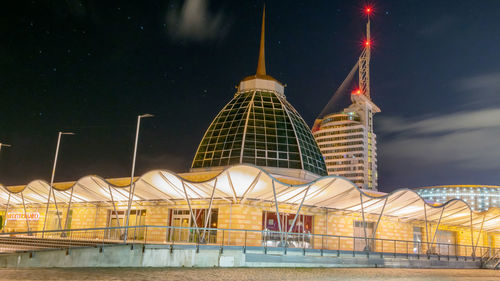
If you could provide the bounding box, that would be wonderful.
[352,89,362,95]
[364,40,371,47]
[365,6,373,15]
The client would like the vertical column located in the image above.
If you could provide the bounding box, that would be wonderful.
[271,180,283,245]
[63,187,74,231]
[2,193,10,232]
[20,193,31,234]
[359,193,369,251]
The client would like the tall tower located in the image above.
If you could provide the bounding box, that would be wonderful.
[313,6,380,190]
[192,7,328,179]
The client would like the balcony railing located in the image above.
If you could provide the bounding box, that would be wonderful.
[0,225,498,262]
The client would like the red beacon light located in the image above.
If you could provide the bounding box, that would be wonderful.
[365,6,372,15]
[352,89,362,95]
[364,40,371,47]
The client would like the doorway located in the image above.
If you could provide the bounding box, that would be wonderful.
[46,211,63,231]
[353,221,374,251]
[435,230,456,256]
[169,210,191,242]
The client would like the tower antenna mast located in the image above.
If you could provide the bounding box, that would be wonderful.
[358,6,372,99]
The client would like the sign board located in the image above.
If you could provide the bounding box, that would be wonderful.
[6,212,40,221]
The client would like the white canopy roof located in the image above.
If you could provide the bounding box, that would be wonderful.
[1,164,499,232]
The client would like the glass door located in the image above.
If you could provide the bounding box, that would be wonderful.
[107,210,124,240]
[169,210,191,242]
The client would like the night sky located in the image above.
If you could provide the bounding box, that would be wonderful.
[1,0,500,192]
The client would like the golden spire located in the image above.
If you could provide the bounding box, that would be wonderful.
[256,5,266,76]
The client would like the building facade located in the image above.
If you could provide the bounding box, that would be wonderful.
[0,9,499,258]
[313,92,379,190]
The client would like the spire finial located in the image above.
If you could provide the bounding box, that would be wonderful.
[256,5,266,76]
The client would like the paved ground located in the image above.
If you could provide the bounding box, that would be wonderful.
[0,268,499,281]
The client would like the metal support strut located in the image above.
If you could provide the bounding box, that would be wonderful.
[271,180,284,246]
[360,193,369,251]
[20,193,31,234]
[2,193,10,232]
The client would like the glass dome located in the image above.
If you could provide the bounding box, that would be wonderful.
[191,7,327,176]
[192,88,327,176]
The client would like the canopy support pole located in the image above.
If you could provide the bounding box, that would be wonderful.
[470,211,475,257]
[430,207,445,252]
[108,186,122,238]
[93,204,99,229]
[2,193,10,232]
[51,189,64,231]
[271,180,283,246]
[226,172,237,203]
[202,178,217,242]
[181,181,200,239]
[424,203,429,253]
[474,214,486,255]
[372,197,388,239]
[287,185,311,235]
[63,187,74,232]
[228,203,233,245]
[360,193,370,251]
[20,193,31,234]
[42,186,52,238]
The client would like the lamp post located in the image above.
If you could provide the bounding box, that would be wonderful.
[124,114,153,242]
[0,143,11,232]
[0,143,11,153]
[42,132,74,237]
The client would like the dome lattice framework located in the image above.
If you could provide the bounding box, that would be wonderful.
[192,89,327,176]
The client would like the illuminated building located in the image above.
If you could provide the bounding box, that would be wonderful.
[416,185,500,211]
[312,9,379,190]
[0,8,499,259]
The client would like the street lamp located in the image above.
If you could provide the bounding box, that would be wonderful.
[124,114,154,242]
[0,143,10,232]
[42,132,74,237]
[0,143,11,153]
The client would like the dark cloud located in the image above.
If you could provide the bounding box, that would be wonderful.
[379,107,500,172]
[419,15,456,37]
[455,72,500,107]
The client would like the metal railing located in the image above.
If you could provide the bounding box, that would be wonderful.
[0,225,497,262]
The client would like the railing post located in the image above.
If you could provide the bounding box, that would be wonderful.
[447,243,450,261]
[286,231,288,255]
[406,241,409,259]
[394,240,396,258]
[264,230,267,254]
[100,228,105,253]
[437,243,440,260]
[321,235,324,256]
[244,230,247,253]
[196,229,200,253]
[303,233,306,256]
[381,239,383,258]
[337,236,340,257]
[353,237,355,257]
[220,229,224,254]
[66,229,73,255]
[418,241,420,259]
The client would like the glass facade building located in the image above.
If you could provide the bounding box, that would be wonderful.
[313,92,380,190]
[416,185,500,211]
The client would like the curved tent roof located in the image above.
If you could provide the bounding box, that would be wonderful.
[0,164,499,232]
